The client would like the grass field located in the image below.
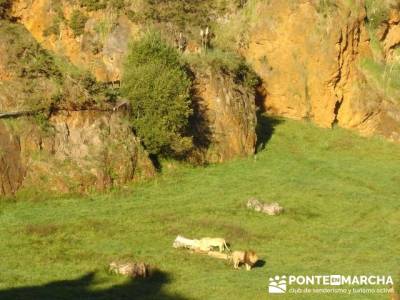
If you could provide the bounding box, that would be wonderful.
[0,116,399,299]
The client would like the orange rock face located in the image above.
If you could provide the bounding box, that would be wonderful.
[11,0,140,82]
[191,69,257,163]
[242,0,400,141]
[0,110,155,196]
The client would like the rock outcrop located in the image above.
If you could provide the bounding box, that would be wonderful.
[0,20,154,196]
[11,0,140,82]
[190,68,257,163]
[9,1,259,164]
[379,9,400,62]
[0,109,155,195]
[4,0,399,197]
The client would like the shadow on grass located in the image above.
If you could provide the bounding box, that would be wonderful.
[0,270,187,300]
[255,112,283,153]
[253,259,266,269]
[285,207,321,222]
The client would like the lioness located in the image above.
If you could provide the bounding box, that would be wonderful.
[231,250,258,270]
[199,237,230,252]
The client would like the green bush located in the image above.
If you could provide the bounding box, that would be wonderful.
[79,0,124,11]
[0,0,11,19]
[365,0,391,30]
[110,0,125,10]
[0,21,61,79]
[316,0,337,17]
[125,0,238,31]
[121,31,193,156]
[69,10,88,37]
[360,57,400,102]
[79,0,106,11]
[185,49,260,91]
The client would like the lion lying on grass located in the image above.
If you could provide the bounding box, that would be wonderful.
[198,237,230,252]
[173,235,230,252]
[207,250,259,270]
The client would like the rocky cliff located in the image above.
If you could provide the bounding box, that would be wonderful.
[0,110,155,195]
[2,0,400,196]
[191,68,257,163]
[0,2,258,196]
[13,0,399,142]
[239,0,400,141]
[11,0,140,82]
[0,20,154,196]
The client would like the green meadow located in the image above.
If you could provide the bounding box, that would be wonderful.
[0,116,399,299]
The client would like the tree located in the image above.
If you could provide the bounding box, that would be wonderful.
[121,31,193,156]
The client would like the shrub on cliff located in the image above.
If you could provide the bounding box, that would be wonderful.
[365,0,392,30]
[0,0,11,19]
[70,10,88,37]
[186,49,260,92]
[121,31,193,156]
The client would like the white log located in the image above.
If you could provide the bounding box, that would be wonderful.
[207,251,229,260]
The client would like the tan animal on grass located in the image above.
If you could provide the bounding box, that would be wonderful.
[231,250,258,270]
[207,250,259,271]
[109,261,150,278]
[198,237,230,252]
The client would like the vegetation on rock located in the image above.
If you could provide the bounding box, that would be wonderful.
[70,10,88,37]
[360,0,400,103]
[121,31,193,157]
[185,49,260,92]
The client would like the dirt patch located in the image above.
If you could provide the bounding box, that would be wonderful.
[23,223,62,237]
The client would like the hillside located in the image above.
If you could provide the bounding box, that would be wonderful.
[0,1,400,299]
[0,0,399,195]
[0,118,399,299]
[8,0,400,138]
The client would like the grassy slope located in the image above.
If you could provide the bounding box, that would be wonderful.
[0,117,399,299]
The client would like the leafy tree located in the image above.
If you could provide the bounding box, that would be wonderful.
[121,31,193,156]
